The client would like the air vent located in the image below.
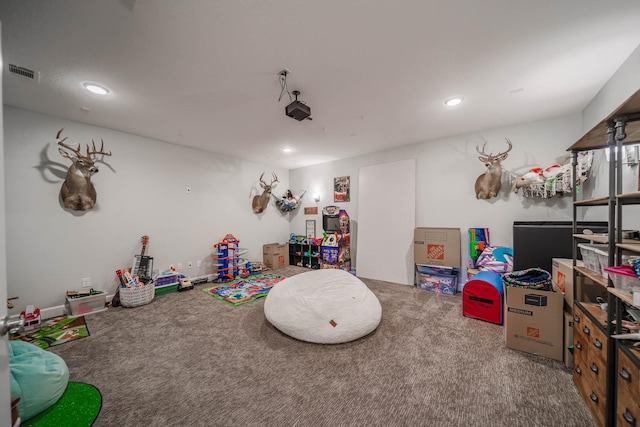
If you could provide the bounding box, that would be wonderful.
[8,64,37,80]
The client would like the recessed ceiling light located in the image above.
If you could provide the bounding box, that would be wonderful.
[444,96,464,107]
[83,82,110,95]
[281,147,292,153]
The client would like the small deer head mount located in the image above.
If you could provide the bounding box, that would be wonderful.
[474,138,512,199]
[252,172,278,214]
[56,128,112,211]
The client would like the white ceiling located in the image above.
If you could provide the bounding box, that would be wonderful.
[2,1,640,170]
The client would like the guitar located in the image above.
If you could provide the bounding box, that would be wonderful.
[133,235,153,284]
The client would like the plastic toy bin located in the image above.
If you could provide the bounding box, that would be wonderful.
[579,243,637,277]
[155,274,179,287]
[577,243,608,276]
[66,292,106,316]
[604,266,640,294]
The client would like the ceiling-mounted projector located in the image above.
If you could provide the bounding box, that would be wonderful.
[286,90,311,121]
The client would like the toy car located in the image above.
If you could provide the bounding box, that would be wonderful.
[20,305,41,331]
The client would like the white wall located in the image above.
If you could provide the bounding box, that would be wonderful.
[5,92,640,314]
[290,113,639,274]
[4,106,290,314]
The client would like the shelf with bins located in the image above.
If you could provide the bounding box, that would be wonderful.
[288,242,321,269]
[568,88,640,427]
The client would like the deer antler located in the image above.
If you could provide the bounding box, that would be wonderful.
[476,141,491,157]
[259,172,278,189]
[476,138,512,159]
[496,138,513,158]
[56,128,83,157]
[86,139,112,158]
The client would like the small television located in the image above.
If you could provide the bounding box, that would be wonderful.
[324,216,341,233]
[512,221,609,273]
[323,205,341,232]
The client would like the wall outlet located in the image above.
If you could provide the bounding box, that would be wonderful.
[177,262,183,270]
[188,261,193,268]
[82,277,92,288]
[197,260,202,268]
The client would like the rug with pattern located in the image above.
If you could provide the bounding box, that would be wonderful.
[203,272,286,305]
[10,315,89,349]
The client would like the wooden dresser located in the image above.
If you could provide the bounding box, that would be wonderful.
[617,344,640,426]
[573,302,608,427]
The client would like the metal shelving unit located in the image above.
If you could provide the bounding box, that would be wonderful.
[568,88,640,427]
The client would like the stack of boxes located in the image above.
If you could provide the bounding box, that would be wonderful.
[413,227,461,295]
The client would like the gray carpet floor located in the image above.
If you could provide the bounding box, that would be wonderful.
[50,266,595,427]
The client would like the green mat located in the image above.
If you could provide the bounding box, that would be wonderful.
[22,382,102,427]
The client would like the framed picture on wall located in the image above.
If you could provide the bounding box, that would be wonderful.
[334,176,350,202]
[306,220,316,238]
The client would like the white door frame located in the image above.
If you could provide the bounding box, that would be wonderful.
[0,21,13,427]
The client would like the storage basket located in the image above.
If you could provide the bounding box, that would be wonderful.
[119,284,155,308]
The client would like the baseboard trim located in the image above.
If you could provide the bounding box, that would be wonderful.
[8,293,115,321]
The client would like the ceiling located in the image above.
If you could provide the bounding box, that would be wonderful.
[2,1,640,170]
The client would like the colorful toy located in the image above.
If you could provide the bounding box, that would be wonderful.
[212,234,249,281]
[274,189,306,212]
[468,228,489,269]
[20,305,41,332]
[178,275,194,291]
[463,271,504,325]
[476,246,513,273]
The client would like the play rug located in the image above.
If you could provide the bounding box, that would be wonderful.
[22,381,102,427]
[10,316,90,349]
[204,272,286,306]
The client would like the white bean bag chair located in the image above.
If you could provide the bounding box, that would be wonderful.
[264,269,382,344]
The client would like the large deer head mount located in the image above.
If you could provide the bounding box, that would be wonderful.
[252,172,278,214]
[474,138,512,199]
[56,128,112,211]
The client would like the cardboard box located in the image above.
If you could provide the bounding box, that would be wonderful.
[414,227,461,267]
[563,311,574,368]
[551,258,606,312]
[504,285,564,361]
[263,243,288,269]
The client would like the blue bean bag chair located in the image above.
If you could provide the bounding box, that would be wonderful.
[9,341,69,421]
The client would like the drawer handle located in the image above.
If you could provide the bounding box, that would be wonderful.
[620,367,632,382]
[593,339,602,350]
[583,326,590,335]
[575,366,582,375]
[590,392,598,403]
[574,315,580,323]
[576,342,582,350]
[590,363,598,375]
[623,408,636,425]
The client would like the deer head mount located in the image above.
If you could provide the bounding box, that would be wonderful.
[56,128,112,211]
[252,172,278,214]
[474,138,512,199]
